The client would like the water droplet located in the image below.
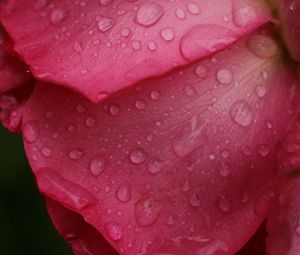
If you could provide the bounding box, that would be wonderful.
[147,159,163,174]
[85,116,97,128]
[257,144,270,157]
[180,24,236,61]
[187,2,201,15]
[195,65,208,79]
[121,28,131,37]
[41,146,52,157]
[73,42,83,54]
[34,0,50,11]
[50,9,68,25]
[160,28,175,41]
[105,222,124,241]
[109,104,121,116]
[68,149,84,160]
[130,148,147,164]
[136,3,165,27]
[131,40,141,50]
[216,68,233,85]
[230,100,253,127]
[116,183,131,202]
[221,150,230,159]
[255,84,267,98]
[76,104,86,113]
[175,8,186,20]
[99,0,113,6]
[209,152,216,160]
[97,16,114,32]
[182,180,191,192]
[150,90,160,101]
[147,40,158,51]
[189,191,201,207]
[217,195,231,213]
[135,99,147,110]
[247,34,278,58]
[23,121,39,143]
[218,163,231,177]
[232,1,258,28]
[89,157,107,176]
[184,85,196,96]
[135,197,161,227]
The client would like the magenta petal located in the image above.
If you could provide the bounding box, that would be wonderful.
[21,26,300,255]
[1,0,271,102]
[266,109,300,255]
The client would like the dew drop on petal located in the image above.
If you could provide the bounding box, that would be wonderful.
[160,28,175,41]
[195,65,208,79]
[23,121,39,143]
[89,157,107,176]
[130,148,147,164]
[232,2,258,28]
[230,100,253,127]
[147,40,158,51]
[68,149,84,160]
[257,144,270,157]
[135,99,147,110]
[147,159,163,174]
[97,16,114,32]
[135,197,161,227]
[136,3,165,27]
[247,34,278,59]
[41,146,53,157]
[116,183,131,202]
[50,9,68,25]
[109,104,121,116]
[189,191,201,207]
[150,90,161,101]
[85,116,97,128]
[187,2,201,15]
[217,195,231,213]
[255,85,267,98]
[105,222,124,241]
[175,8,186,20]
[216,68,233,84]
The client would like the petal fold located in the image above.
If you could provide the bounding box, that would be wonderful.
[1,0,271,102]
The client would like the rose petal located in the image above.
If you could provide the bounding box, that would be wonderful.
[1,0,271,102]
[22,27,300,254]
[266,109,300,255]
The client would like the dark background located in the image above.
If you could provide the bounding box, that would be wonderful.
[0,125,73,255]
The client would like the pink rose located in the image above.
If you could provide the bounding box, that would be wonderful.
[1,0,300,254]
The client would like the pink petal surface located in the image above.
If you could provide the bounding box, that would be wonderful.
[22,27,300,255]
[1,0,271,102]
[272,0,300,62]
[266,109,300,255]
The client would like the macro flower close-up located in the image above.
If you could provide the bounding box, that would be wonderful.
[1,0,300,254]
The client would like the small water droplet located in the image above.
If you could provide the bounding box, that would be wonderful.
[135,197,161,227]
[136,3,165,27]
[160,28,175,41]
[189,191,201,207]
[217,195,231,213]
[247,34,278,58]
[232,1,258,28]
[135,99,147,110]
[257,144,270,157]
[147,40,158,51]
[50,9,68,25]
[68,149,84,160]
[131,40,141,50]
[97,16,114,32]
[221,150,230,159]
[23,121,39,143]
[147,159,163,174]
[109,104,121,116]
[121,28,131,37]
[218,163,231,177]
[34,0,50,11]
[187,2,201,15]
[209,152,216,160]
[150,90,161,101]
[255,84,267,98]
[85,116,97,128]
[182,180,190,192]
[99,0,113,6]
[175,8,186,20]
[195,65,208,79]
[230,100,253,127]
[105,222,124,241]
[184,85,196,96]
[76,104,86,113]
[116,183,131,202]
[41,146,52,157]
[89,157,107,176]
[130,148,147,164]
[216,68,233,85]
[73,42,83,54]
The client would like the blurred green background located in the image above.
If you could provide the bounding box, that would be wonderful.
[0,125,73,255]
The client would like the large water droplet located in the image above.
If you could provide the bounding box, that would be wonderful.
[217,195,231,213]
[50,9,68,25]
[136,3,165,27]
[105,222,124,241]
[147,159,163,174]
[230,100,253,127]
[180,24,236,61]
[23,121,39,143]
[247,34,278,59]
[68,149,84,160]
[160,28,175,41]
[116,183,131,202]
[89,157,107,176]
[129,148,147,164]
[97,16,114,32]
[135,197,161,227]
[232,1,258,28]
[216,68,233,85]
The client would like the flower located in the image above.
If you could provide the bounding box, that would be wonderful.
[0,0,300,254]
